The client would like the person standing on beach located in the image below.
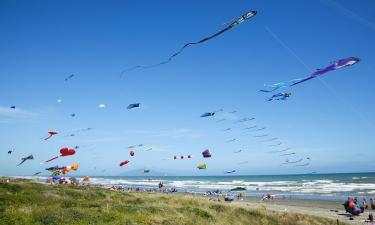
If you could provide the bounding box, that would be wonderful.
[158,181,164,190]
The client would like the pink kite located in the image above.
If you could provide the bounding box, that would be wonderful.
[120,160,129,167]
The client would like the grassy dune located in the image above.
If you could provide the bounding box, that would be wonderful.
[0,178,346,225]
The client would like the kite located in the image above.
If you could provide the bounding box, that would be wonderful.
[98,104,106,108]
[60,164,79,174]
[201,112,215,117]
[283,158,303,164]
[254,127,266,132]
[44,131,58,140]
[143,169,150,173]
[172,155,193,159]
[10,106,16,109]
[45,148,76,163]
[226,139,237,142]
[83,176,90,182]
[130,150,135,157]
[197,163,207,170]
[254,134,268,138]
[77,128,94,132]
[280,152,295,156]
[217,119,227,122]
[17,155,34,166]
[269,142,282,147]
[294,163,310,167]
[260,57,360,92]
[120,10,257,75]
[234,150,242,153]
[7,149,14,154]
[127,103,140,109]
[45,166,60,171]
[223,128,231,131]
[238,161,249,165]
[202,149,212,158]
[267,93,292,101]
[64,74,74,81]
[225,170,236,174]
[71,114,76,117]
[268,148,291,153]
[236,117,255,123]
[33,172,42,176]
[229,111,237,114]
[260,138,278,142]
[128,144,143,149]
[145,148,153,151]
[244,126,257,130]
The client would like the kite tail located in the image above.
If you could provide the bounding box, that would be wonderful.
[289,77,314,86]
[44,135,52,141]
[120,27,231,77]
[45,156,59,163]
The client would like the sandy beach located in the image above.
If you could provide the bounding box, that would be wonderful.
[234,197,373,225]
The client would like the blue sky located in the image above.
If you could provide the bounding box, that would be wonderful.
[0,0,374,176]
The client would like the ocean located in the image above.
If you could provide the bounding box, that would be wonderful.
[26,172,375,201]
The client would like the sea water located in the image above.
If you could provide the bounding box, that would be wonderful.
[33,172,375,201]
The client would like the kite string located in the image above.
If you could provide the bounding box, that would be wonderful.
[264,25,374,129]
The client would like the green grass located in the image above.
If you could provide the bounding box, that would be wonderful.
[0,178,346,225]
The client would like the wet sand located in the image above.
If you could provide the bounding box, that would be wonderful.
[233,197,373,225]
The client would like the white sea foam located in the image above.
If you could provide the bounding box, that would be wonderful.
[13,175,375,197]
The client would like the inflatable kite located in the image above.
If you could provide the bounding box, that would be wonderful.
[128,144,143,149]
[260,138,278,142]
[269,142,282,147]
[197,163,207,170]
[225,170,236,174]
[60,164,79,174]
[45,148,76,163]
[17,154,34,166]
[33,172,41,176]
[7,149,14,154]
[294,163,310,167]
[10,106,16,109]
[236,117,255,123]
[268,148,291,153]
[267,93,291,101]
[130,150,135,157]
[120,10,257,75]
[244,126,257,130]
[226,139,237,143]
[254,134,268,138]
[223,128,231,131]
[172,155,193,159]
[44,131,58,140]
[120,160,129,167]
[260,57,360,92]
[202,149,212,158]
[201,112,215,117]
[283,158,303,164]
[280,152,295,156]
[64,74,74,81]
[127,103,140,109]
[234,150,242,153]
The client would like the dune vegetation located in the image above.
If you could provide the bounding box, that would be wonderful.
[0,178,346,225]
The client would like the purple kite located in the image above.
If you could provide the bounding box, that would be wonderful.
[260,57,360,92]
